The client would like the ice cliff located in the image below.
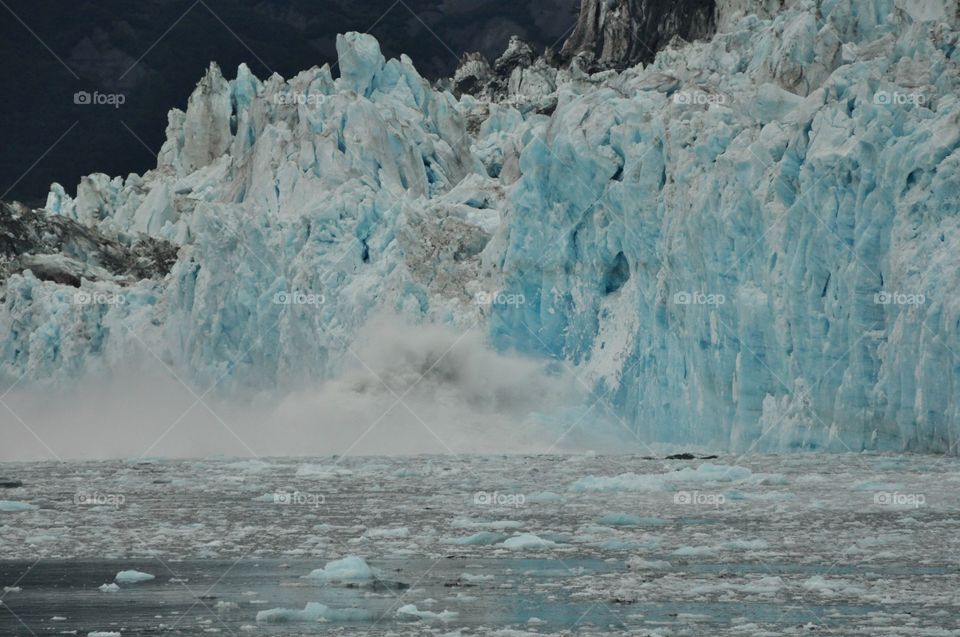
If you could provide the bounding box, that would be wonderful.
[2,0,960,453]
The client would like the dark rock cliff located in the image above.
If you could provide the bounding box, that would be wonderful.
[0,201,177,287]
[559,0,716,69]
[453,0,718,99]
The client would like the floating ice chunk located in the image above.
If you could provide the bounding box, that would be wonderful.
[571,464,752,492]
[801,576,866,596]
[88,632,122,637]
[525,491,563,503]
[670,464,752,482]
[51,615,66,621]
[501,533,556,550]
[598,513,642,526]
[442,531,507,546]
[305,555,381,581]
[450,518,523,530]
[748,473,788,485]
[740,576,786,594]
[296,464,353,477]
[98,583,120,592]
[720,539,769,550]
[115,570,155,584]
[256,602,374,623]
[852,480,902,491]
[596,539,643,550]
[362,527,410,539]
[0,501,36,512]
[570,473,667,492]
[2,586,21,592]
[723,489,797,502]
[627,557,672,570]
[672,546,716,557]
[222,459,272,472]
[396,603,458,622]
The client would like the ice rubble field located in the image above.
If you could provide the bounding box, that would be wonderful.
[1,453,960,634]
[2,0,960,453]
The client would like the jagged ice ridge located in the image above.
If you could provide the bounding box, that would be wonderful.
[3,0,960,453]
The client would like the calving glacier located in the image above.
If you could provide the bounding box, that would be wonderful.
[2,0,959,453]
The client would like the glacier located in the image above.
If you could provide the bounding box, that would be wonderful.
[2,0,960,453]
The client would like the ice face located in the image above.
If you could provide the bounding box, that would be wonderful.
[3,2,960,453]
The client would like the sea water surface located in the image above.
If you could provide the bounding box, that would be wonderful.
[1,453,958,635]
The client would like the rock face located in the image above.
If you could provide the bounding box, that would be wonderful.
[452,0,717,103]
[0,201,177,287]
[453,52,498,99]
[559,0,716,69]
[453,35,558,110]
[2,0,960,453]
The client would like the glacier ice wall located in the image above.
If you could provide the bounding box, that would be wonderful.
[3,1,960,453]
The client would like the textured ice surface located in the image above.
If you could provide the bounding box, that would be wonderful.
[2,1,960,452]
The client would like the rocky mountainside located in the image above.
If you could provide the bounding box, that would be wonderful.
[0,201,177,287]
[559,0,716,69]
[451,0,721,102]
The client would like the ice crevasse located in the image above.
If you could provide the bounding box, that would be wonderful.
[3,0,960,453]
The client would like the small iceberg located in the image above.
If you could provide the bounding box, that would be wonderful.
[256,602,374,623]
[442,531,507,546]
[598,512,642,526]
[397,604,458,622]
[305,555,381,582]
[115,569,155,584]
[627,557,672,570]
[0,501,36,512]
[501,533,556,550]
